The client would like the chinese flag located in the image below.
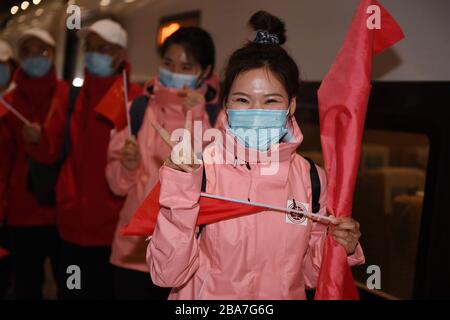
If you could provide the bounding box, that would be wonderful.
[315,0,404,300]
[95,76,128,131]
[0,247,9,259]
[121,182,264,237]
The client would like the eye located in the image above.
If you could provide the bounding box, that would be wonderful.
[266,99,280,104]
[236,97,249,104]
[182,64,194,71]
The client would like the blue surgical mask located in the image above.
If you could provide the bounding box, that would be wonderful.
[0,64,11,87]
[227,108,290,151]
[159,67,199,89]
[85,52,114,77]
[21,56,52,78]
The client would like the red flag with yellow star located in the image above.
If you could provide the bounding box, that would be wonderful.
[94,75,128,131]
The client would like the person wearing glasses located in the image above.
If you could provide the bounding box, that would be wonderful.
[0,29,69,299]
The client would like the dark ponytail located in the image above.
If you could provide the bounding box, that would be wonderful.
[221,11,300,106]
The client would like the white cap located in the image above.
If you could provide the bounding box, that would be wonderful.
[17,28,56,48]
[78,19,127,48]
[0,40,14,62]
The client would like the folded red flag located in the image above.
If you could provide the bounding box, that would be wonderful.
[315,0,404,300]
[0,247,9,259]
[122,182,264,237]
[95,76,128,131]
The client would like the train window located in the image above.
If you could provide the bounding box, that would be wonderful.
[157,10,200,46]
[298,123,430,299]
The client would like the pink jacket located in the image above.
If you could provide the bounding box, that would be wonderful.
[146,116,365,299]
[106,79,212,272]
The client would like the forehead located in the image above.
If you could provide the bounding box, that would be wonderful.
[19,37,50,50]
[230,67,287,94]
[86,32,113,46]
[163,43,194,63]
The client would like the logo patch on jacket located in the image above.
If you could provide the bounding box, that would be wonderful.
[285,199,309,226]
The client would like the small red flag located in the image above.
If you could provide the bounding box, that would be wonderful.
[122,182,264,237]
[95,76,128,131]
[315,0,404,300]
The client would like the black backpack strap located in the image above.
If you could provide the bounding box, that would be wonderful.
[304,156,321,214]
[196,165,207,238]
[129,95,150,136]
[61,86,81,161]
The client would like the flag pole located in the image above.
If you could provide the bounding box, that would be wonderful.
[0,97,31,126]
[122,69,132,136]
[200,192,334,224]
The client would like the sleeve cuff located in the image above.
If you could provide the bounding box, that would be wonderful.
[347,242,365,267]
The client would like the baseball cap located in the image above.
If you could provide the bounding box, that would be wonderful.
[78,19,127,48]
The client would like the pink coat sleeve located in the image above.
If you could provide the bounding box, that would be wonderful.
[146,164,202,288]
[105,127,144,197]
[302,165,365,289]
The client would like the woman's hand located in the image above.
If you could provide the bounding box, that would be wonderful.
[329,217,361,255]
[179,85,205,110]
[120,136,141,171]
[22,123,42,144]
[153,110,200,173]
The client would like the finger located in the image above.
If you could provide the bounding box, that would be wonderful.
[184,110,193,134]
[334,221,358,230]
[331,229,351,240]
[151,121,176,149]
[333,236,349,248]
[166,157,193,173]
[178,85,188,97]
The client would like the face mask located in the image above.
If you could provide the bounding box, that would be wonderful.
[85,52,114,77]
[159,67,199,89]
[227,108,289,151]
[21,56,52,78]
[0,64,11,87]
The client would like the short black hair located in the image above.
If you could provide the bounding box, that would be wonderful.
[159,27,215,79]
[221,11,300,106]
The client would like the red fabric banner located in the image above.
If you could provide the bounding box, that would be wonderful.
[122,182,264,237]
[315,0,404,300]
[94,76,128,131]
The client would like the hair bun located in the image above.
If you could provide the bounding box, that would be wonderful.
[248,11,287,45]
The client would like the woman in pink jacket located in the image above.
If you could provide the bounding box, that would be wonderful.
[106,27,217,299]
[147,11,365,300]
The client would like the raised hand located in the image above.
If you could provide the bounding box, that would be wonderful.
[152,110,200,173]
[178,85,205,110]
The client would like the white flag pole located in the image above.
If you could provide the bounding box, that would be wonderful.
[200,192,334,224]
[122,69,132,136]
[0,97,31,126]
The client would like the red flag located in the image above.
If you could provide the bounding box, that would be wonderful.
[95,76,128,131]
[0,247,9,259]
[121,182,264,237]
[315,0,404,300]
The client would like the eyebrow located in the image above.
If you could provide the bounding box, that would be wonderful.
[231,92,285,98]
